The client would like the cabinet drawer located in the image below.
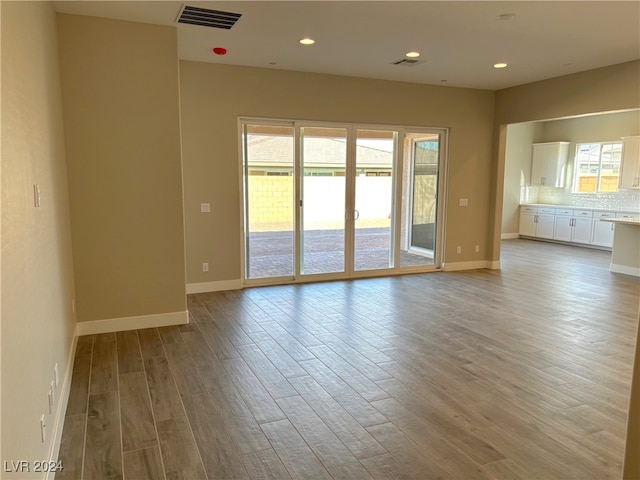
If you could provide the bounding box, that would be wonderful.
[555,208,572,216]
[573,209,593,218]
[617,212,638,218]
[520,206,537,214]
[538,207,556,215]
[594,211,616,219]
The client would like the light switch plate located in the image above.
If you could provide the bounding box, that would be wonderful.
[200,203,211,213]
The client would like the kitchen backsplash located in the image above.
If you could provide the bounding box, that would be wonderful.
[521,186,640,212]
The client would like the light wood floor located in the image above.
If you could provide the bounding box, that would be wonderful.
[57,239,640,479]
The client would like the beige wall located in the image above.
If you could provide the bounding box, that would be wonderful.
[57,14,186,322]
[495,60,640,125]
[541,110,640,144]
[501,122,542,235]
[180,61,496,283]
[1,1,76,472]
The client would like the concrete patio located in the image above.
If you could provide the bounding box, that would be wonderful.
[246,227,434,278]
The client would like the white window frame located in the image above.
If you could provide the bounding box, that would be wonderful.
[572,141,622,193]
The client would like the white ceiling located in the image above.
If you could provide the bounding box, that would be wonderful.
[53,1,640,91]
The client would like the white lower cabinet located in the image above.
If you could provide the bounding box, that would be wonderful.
[536,213,555,239]
[519,206,537,236]
[553,209,593,244]
[520,205,636,249]
[553,210,573,242]
[519,206,554,238]
[572,217,593,244]
[591,212,616,247]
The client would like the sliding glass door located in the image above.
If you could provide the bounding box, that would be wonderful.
[241,120,446,285]
[354,129,397,271]
[300,127,347,275]
[400,132,442,267]
[242,123,295,280]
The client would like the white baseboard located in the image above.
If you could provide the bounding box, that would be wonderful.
[487,260,501,270]
[46,332,78,480]
[610,263,640,277]
[501,233,520,239]
[186,279,242,294]
[442,260,495,272]
[76,310,189,336]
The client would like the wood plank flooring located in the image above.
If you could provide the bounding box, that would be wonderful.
[57,239,640,479]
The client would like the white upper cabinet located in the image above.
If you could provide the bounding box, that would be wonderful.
[619,136,640,189]
[530,142,569,187]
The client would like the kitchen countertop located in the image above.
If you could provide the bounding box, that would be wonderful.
[520,203,640,214]
[600,217,640,226]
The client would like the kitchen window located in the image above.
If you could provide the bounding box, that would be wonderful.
[573,142,622,193]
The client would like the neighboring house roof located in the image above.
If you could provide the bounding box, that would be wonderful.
[246,135,394,169]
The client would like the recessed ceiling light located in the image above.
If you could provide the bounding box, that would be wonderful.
[498,13,516,21]
[405,51,420,58]
[299,38,315,45]
[493,62,508,69]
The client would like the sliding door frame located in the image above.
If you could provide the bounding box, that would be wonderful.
[238,117,449,287]
[398,128,449,273]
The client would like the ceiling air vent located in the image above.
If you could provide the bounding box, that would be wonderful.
[391,58,425,67]
[177,5,242,29]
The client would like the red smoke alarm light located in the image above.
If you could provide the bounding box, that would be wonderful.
[213,47,227,55]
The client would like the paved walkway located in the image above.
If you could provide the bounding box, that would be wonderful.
[247,227,434,278]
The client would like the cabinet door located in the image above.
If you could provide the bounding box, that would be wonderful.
[619,136,640,189]
[530,156,547,186]
[519,213,537,237]
[553,216,573,242]
[536,214,555,239]
[572,217,592,244]
[592,219,615,247]
[531,143,568,187]
[544,143,568,187]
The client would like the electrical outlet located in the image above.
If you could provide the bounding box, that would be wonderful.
[40,415,46,443]
[458,198,468,207]
[456,246,462,254]
[475,245,480,253]
[200,203,211,213]
[202,262,209,272]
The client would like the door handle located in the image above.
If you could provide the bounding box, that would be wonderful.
[345,210,361,221]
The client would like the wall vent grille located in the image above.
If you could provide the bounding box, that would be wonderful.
[177,5,242,29]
